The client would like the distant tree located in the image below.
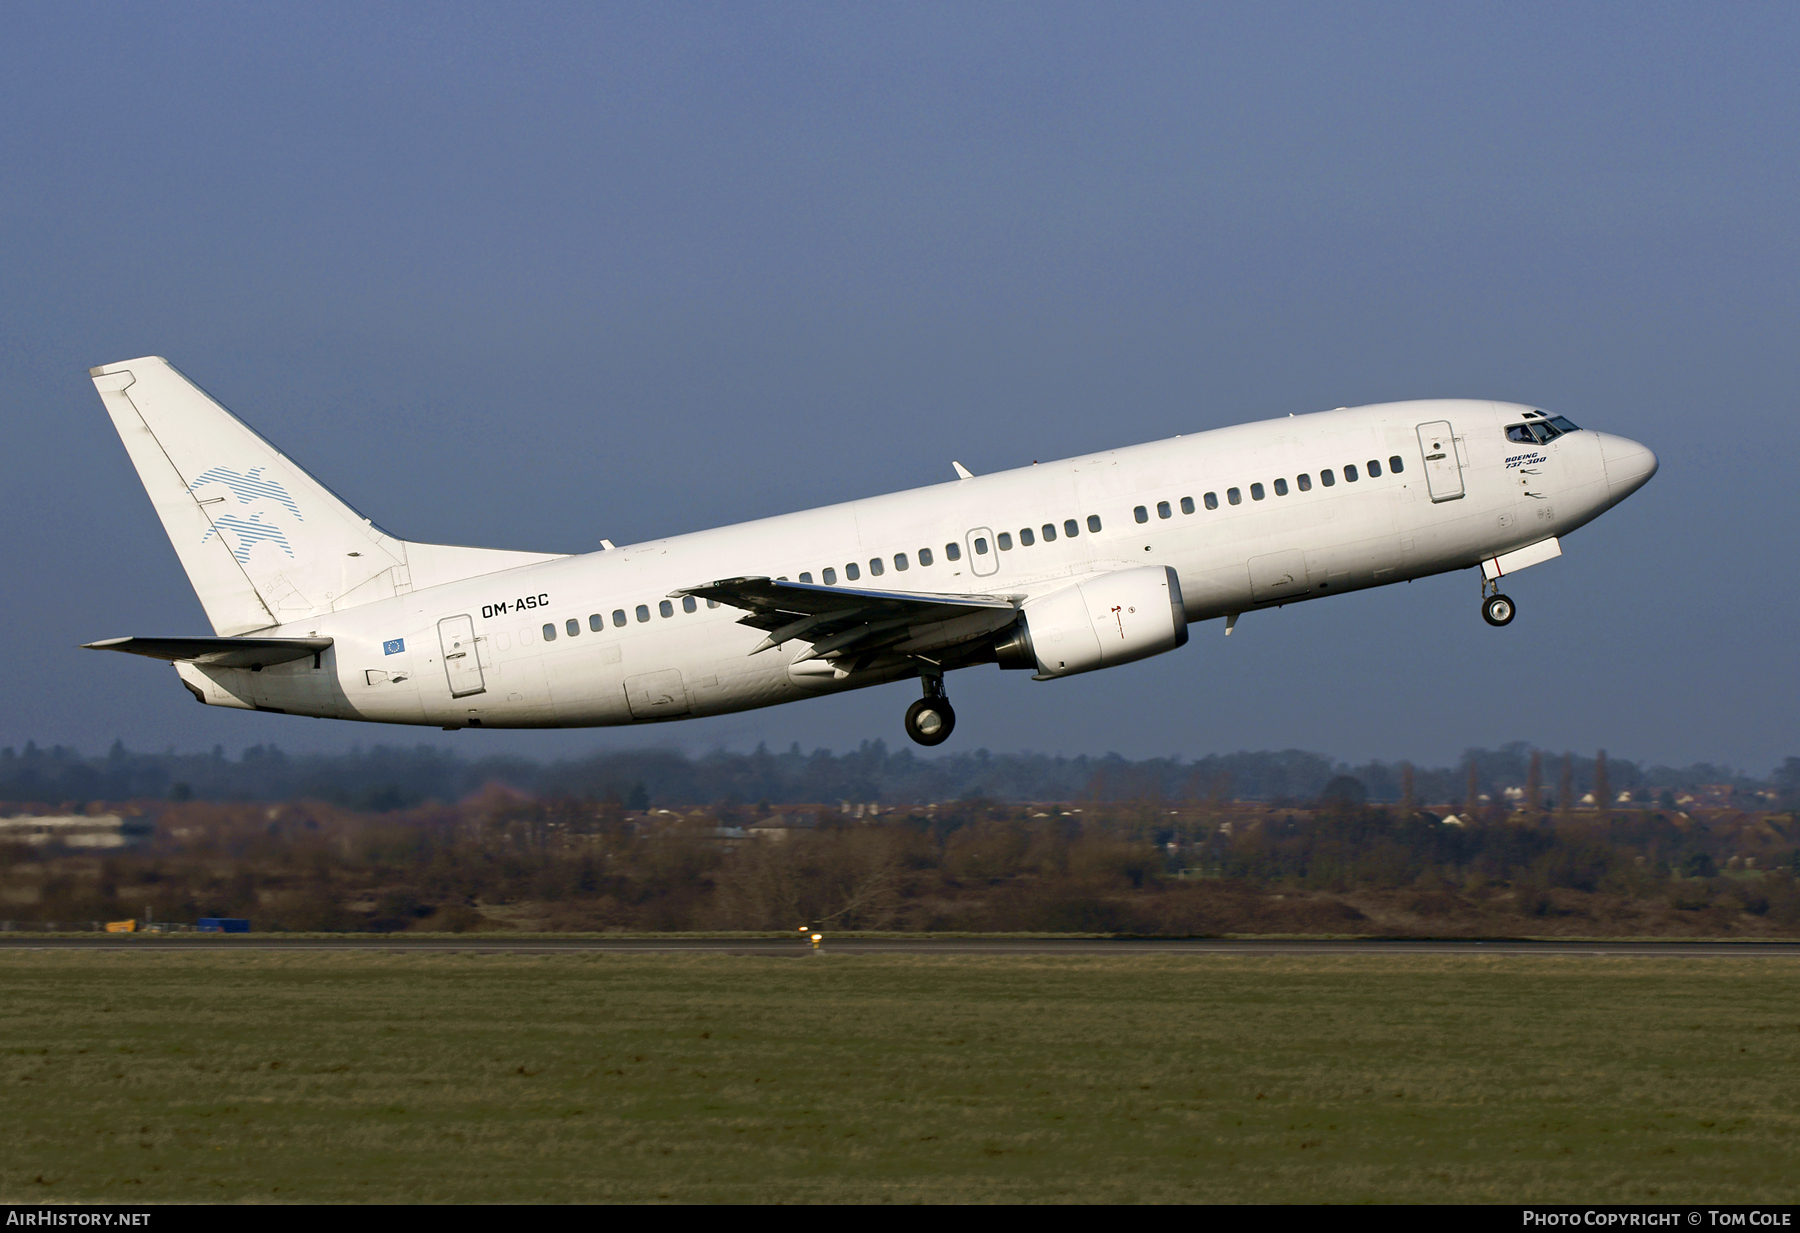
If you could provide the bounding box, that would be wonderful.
[1774,758,1800,811]
[1318,776,1367,808]
[1400,763,1416,819]
[1527,751,1544,813]
[1558,754,1575,815]
[1682,852,1718,879]
[1594,750,1612,818]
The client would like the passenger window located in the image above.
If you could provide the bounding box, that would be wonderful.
[543,623,557,641]
[1064,519,1080,538]
[659,600,673,617]
[823,567,837,584]
[566,618,580,637]
[1227,487,1241,505]
[1251,483,1265,501]
[707,599,718,609]
[996,532,1012,551]
[846,562,860,580]
[1321,468,1335,487]
[799,572,813,584]
[894,552,909,570]
[1134,505,1149,524]
[1180,496,1195,514]
[1345,464,1358,481]
[1019,527,1034,546]
[1297,474,1312,492]
[920,547,935,566]
[612,609,626,627]
[946,542,961,561]
[635,604,650,623]
[974,537,989,555]
[589,613,604,632]
[1368,459,1382,477]
[1273,479,1288,497]
[1157,500,1172,519]
[682,596,697,613]
[1204,492,1218,510]
[1389,455,1404,473]
[1087,514,1102,532]
[869,557,884,576]
[1041,523,1057,542]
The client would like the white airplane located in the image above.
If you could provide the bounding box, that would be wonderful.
[84,357,1657,746]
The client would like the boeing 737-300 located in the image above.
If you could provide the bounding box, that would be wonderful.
[83,357,1657,745]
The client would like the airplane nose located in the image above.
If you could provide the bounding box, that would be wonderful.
[1598,433,1658,502]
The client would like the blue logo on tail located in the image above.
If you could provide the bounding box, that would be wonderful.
[190,465,304,562]
[188,466,304,519]
[200,511,295,562]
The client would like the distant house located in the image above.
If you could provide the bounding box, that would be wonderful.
[745,812,821,842]
[0,814,151,848]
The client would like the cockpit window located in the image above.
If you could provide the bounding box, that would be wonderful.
[1505,415,1582,445]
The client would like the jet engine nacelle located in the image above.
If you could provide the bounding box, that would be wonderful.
[994,565,1188,678]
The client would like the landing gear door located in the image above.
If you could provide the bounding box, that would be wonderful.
[437,614,486,698]
[1416,421,1465,503]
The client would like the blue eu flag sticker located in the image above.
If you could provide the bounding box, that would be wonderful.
[383,638,405,656]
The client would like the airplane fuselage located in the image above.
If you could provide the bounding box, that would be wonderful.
[169,397,1657,732]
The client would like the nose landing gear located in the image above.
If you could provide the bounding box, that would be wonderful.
[903,666,956,746]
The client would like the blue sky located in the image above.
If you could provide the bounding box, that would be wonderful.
[3,3,1795,772]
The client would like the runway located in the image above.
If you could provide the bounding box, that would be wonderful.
[3,935,1798,956]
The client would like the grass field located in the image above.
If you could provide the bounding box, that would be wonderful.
[1,949,1796,1202]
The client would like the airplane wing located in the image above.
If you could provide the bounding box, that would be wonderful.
[673,577,1020,664]
[83,635,333,669]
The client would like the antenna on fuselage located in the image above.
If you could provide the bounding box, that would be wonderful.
[951,461,974,480]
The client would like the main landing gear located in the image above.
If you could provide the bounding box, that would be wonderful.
[903,667,956,746]
[1480,578,1516,627]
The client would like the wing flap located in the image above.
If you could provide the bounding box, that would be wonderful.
[675,577,1019,661]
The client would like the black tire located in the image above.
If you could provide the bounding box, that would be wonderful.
[904,697,956,746]
[1482,594,1516,627]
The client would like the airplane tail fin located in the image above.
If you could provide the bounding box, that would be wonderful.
[89,357,565,635]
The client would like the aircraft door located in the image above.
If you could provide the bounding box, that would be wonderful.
[437,614,487,698]
[966,527,999,577]
[1416,421,1466,503]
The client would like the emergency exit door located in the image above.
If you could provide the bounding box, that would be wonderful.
[966,527,999,576]
[1416,420,1465,502]
[437,615,486,698]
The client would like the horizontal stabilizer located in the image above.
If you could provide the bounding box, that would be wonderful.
[83,635,332,669]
